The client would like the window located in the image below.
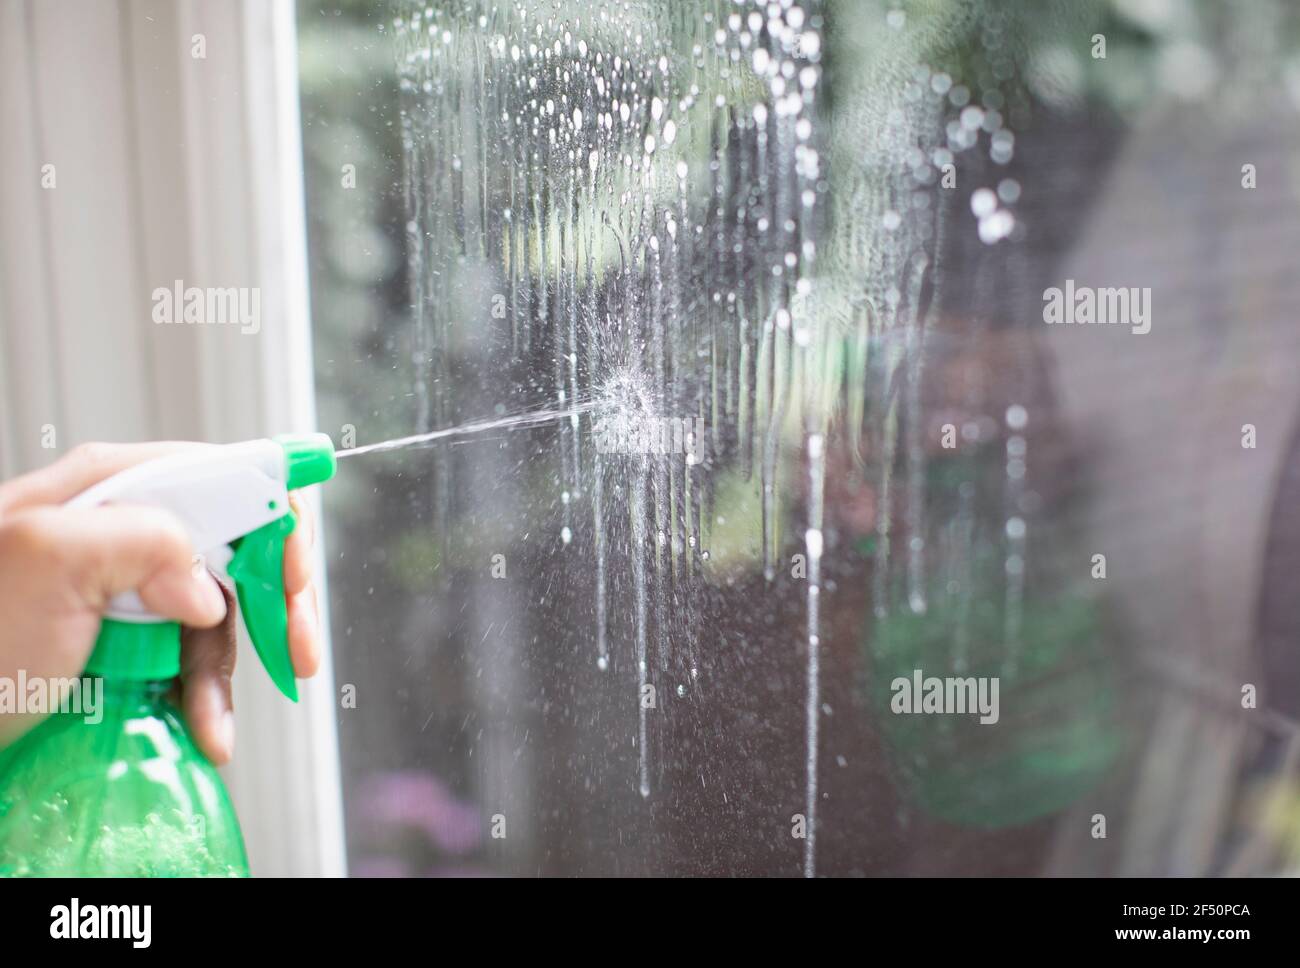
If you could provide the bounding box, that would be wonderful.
[298,0,1300,876]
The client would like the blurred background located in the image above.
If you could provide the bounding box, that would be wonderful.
[300,0,1300,876]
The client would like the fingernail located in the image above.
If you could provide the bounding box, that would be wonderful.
[221,710,235,760]
[197,574,226,619]
[294,588,319,638]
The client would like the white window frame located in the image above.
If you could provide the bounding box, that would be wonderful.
[0,0,345,876]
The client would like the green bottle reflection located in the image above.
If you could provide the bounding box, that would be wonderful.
[868,577,1123,829]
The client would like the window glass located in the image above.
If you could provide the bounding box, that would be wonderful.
[299,0,1300,875]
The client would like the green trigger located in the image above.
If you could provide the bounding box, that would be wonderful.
[228,512,299,702]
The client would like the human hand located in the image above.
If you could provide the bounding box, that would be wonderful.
[0,442,322,761]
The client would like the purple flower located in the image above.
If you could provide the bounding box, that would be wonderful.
[356,770,483,856]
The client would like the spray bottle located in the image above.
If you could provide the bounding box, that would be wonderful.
[0,434,336,876]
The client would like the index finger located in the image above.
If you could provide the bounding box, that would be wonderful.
[0,441,212,516]
[283,490,316,597]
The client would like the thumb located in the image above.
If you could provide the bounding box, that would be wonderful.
[26,505,228,628]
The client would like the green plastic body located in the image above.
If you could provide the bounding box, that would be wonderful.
[0,680,247,877]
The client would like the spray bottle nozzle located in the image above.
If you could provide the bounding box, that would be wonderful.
[69,435,338,704]
[277,433,337,489]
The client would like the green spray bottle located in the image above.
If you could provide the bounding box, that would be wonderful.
[0,434,336,877]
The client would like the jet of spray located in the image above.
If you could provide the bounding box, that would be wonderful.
[335,402,598,459]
